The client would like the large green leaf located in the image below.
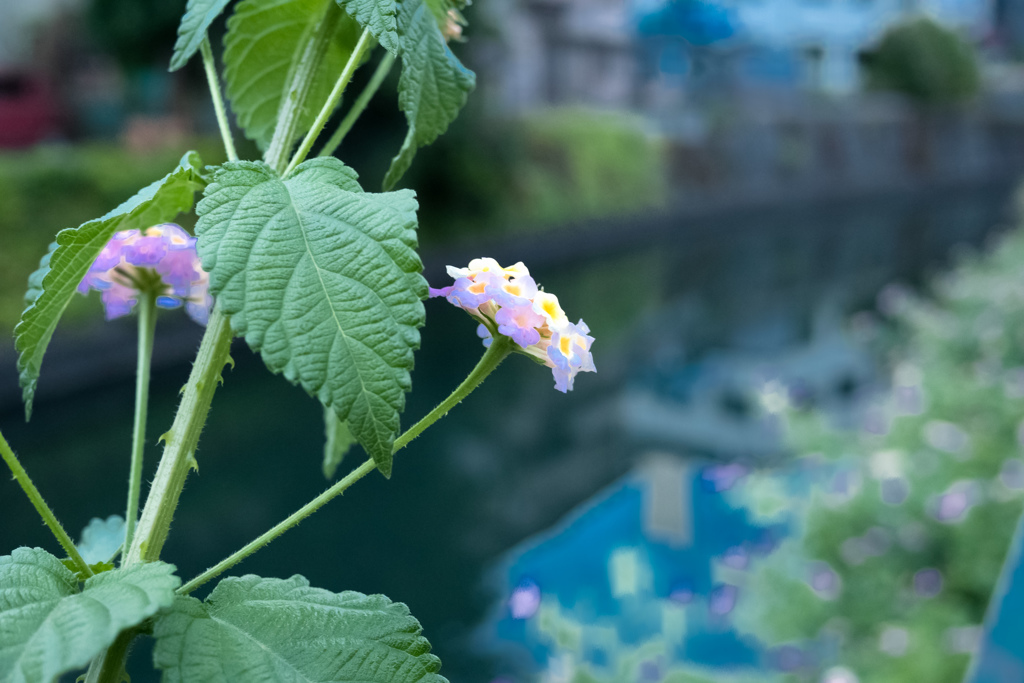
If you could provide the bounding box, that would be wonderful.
[223,0,365,151]
[0,547,179,683]
[195,158,425,475]
[169,0,234,71]
[382,0,474,190]
[14,152,206,419]
[323,406,356,479]
[153,574,446,683]
[336,0,400,54]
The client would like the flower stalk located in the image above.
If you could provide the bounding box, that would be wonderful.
[123,307,234,565]
[177,335,514,595]
[200,37,237,163]
[123,289,157,556]
[282,27,375,177]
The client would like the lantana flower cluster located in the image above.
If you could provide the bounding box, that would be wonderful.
[429,258,595,392]
[78,223,213,324]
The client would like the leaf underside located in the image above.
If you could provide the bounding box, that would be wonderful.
[383,0,475,190]
[14,151,206,419]
[153,574,447,683]
[0,547,179,683]
[337,0,400,54]
[195,157,425,475]
[223,0,364,151]
[169,0,234,71]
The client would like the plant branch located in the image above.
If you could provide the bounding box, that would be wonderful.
[123,291,157,556]
[318,51,395,159]
[282,27,375,177]
[123,307,234,565]
[177,335,514,594]
[124,0,361,568]
[200,37,238,162]
[393,335,514,452]
[0,427,92,576]
[265,0,344,174]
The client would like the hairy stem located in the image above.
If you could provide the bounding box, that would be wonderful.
[177,336,514,594]
[123,291,157,556]
[319,51,396,159]
[123,308,234,565]
[0,427,92,576]
[282,27,375,177]
[393,336,515,451]
[124,0,354,568]
[265,0,344,174]
[200,37,238,162]
[178,458,376,595]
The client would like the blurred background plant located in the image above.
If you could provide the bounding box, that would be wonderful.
[724,207,1024,682]
[862,16,982,104]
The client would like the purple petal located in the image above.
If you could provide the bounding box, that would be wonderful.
[100,283,137,320]
[124,235,169,266]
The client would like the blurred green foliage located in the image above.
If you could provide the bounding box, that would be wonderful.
[411,108,667,242]
[513,109,666,227]
[862,17,981,104]
[731,199,1024,681]
[0,141,226,338]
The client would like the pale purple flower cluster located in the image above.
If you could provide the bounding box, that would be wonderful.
[78,223,213,324]
[429,258,596,392]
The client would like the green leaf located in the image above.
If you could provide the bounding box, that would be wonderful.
[169,0,234,71]
[23,243,57,308]
[0,547,180,683]
[153,574,446,683]
[77,516,126,566]
[196,158,425,475]
[223,0,365,151]
[323,406,357,479]
[421,0,450,26]
[14,152,206,420]
[383,0,474,190]
[336,0,400,54]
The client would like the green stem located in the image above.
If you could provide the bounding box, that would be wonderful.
[282,27,376,178]
[265,0,344,174]
[177,335,514,595]
[84,629,135,683]
[123,307,234,565]
[123,291,157,557]
[200,37,238,162]
[122,0,352,569]
[0,427,92,576]
[318,51,396,159]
